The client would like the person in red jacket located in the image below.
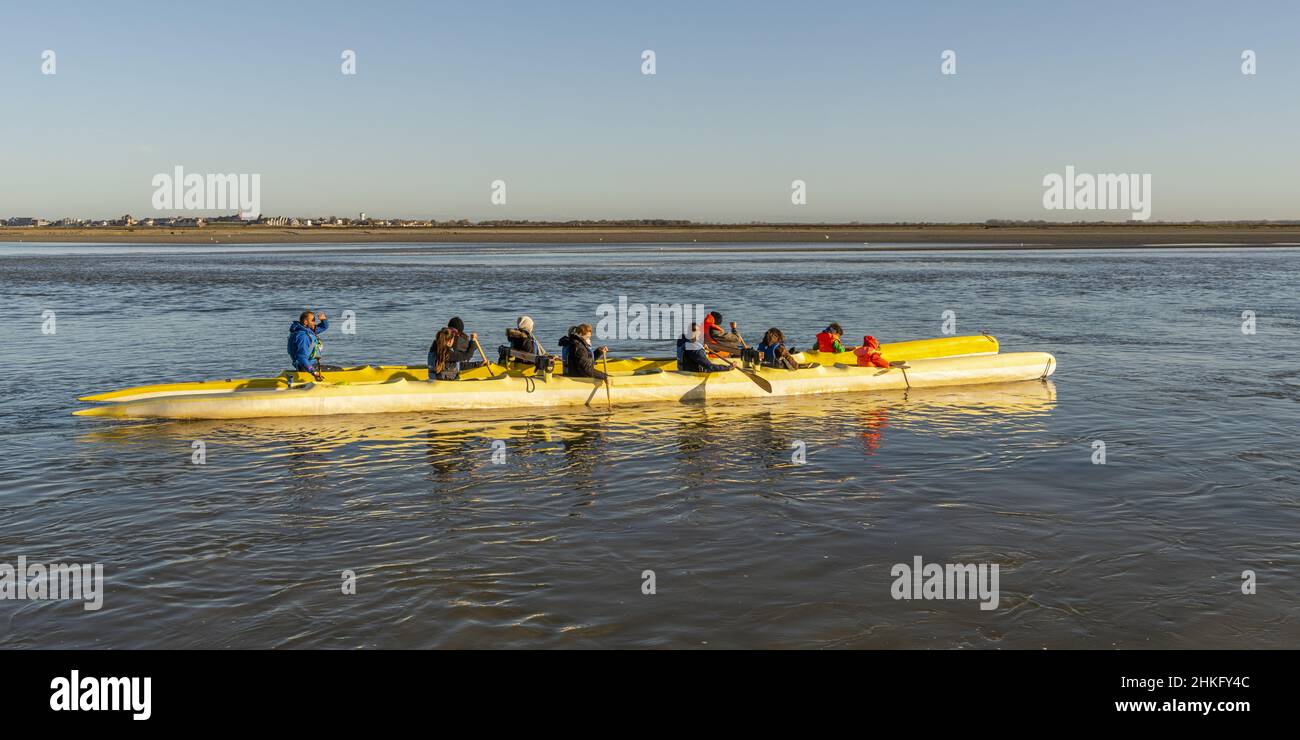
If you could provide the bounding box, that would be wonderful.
[854,335,889,368]
[701,311,743,355]
[815,323,847,353]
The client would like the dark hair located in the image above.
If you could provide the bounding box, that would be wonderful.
[448,317,465,333]
[826,323,843,335]
[710,311,723,322]
[299,310,314,323]
[763,327,785,346]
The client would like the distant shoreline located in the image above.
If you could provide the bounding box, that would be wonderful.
[4,224,1300,247]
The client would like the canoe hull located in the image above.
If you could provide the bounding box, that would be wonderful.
[78,334,1000,403]
[75,351,1056,420]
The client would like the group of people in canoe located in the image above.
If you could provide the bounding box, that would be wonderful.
[287,309,889,382]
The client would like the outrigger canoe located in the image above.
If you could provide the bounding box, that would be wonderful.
[79,334,999,404]
[74,336,1056,420]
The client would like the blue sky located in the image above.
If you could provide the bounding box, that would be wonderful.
[2,0,1297,221]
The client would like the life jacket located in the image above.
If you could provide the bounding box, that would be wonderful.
[450,328,471,354]
[702,314,722,343]
[756,341,782,365]
[815,331,843,353]
[855,336,887,368]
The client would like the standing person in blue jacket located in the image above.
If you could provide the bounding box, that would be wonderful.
[288,310,329,381]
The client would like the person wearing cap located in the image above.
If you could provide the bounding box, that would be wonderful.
[676,324,734,373]
[506,315,541,356]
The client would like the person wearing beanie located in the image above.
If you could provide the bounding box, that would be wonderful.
[430,333,482,381]
[447,316,475,354]
[428,317,483,379]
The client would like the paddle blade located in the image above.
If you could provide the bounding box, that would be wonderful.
[740,368,773,393]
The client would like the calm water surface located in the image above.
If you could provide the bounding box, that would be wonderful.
[0,243,1296,648]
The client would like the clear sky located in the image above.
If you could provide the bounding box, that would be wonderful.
[2,0,1297,222]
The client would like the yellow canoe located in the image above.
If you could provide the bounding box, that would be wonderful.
[75,350,1054,420]
[78,334,998,404]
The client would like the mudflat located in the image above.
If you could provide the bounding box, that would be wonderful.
[4,223,1300,247]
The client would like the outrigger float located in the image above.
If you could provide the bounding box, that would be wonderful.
[74,334,1056,420]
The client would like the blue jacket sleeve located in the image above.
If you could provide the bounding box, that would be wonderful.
[289,333,310,369]
[315,319,329,334]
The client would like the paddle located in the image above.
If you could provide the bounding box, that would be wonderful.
[731,321,747,349]
[472,336,498,378]
[601,350,612,410]
[705,346,773,394]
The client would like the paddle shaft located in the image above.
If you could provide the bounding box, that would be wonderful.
[601,351,611,410]
[472,337,497,378]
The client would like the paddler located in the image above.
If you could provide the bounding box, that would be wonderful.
[854,335,889,368]
[677,324,734,373]
[757,327,799,370]
[506,315,541,355]
[447,316,478,358]
[701,311,743,355]
[429,327,485,381]
[815,323,847,353]
[557,324,608,380]
[288,310,330,381]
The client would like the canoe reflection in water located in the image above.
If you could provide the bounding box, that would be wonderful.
[76,381,1056,485]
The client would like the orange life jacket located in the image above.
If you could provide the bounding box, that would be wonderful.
[815,331,844,353]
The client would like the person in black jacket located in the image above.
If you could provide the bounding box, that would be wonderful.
[447,316,474,354]
[428,327,483,381]
[558,324,608,380]
[505,315,541,355]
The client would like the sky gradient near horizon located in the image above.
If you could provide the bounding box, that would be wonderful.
[2,0,1298,221]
